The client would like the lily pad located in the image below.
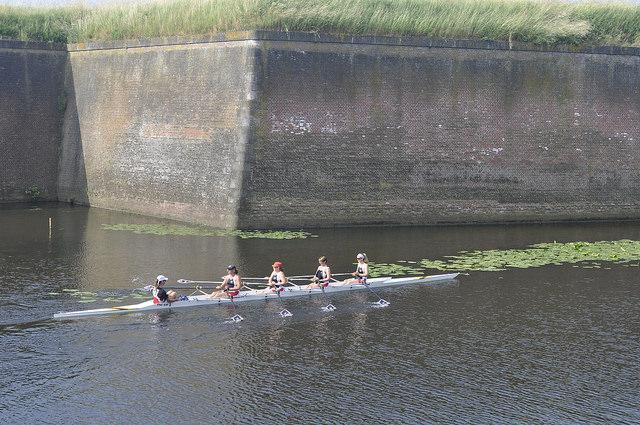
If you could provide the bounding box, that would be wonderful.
[419,239,640,272]
[368,262,423,277]
[101,224,314,240]
[103,297,125,303]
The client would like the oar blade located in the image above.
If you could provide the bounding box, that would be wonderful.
[371,299,390,308]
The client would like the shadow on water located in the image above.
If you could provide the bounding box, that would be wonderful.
[0,318,57,336]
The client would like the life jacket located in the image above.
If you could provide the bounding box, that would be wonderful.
[152,287,168,304]
[315,268,329,287]
[225,274,240,296]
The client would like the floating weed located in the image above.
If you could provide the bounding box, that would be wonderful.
[368,262,423,277]
[419,239,640,272]
[102,297,125,303]
[70,291,98,298]
[101,224,314,239]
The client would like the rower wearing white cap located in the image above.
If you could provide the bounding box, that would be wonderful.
[340,253,369,285]
[152,275,178,304]
[210,265,243,299]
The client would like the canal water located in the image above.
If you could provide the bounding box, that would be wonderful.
[1,205,638,424]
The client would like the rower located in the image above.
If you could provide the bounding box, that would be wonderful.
[266,261,287,293]
[210,265,243,299]
[341,253,369,285]
[152,275,178,304]
[308,256,331,289]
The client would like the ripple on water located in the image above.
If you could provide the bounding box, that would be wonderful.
[2,213,640,423]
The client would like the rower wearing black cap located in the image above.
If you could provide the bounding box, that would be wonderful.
[210,265,243,299]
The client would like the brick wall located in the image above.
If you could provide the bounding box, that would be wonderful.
[3,33,640,228]
[239,37,640,227]
[0,40,67,202]
[60,40,258,227]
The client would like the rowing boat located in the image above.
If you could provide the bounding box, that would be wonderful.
[53,273,459,319]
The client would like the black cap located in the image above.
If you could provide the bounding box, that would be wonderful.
[227,265,237,270]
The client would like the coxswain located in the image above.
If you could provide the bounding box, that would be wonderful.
[266,261,287,293]
[308,256,332,289]
[210,265,243,299]
[152,275,178,304]
[341,253,369,285]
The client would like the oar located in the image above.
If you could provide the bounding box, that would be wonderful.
[268,280,292,317]
[288,273,352,279]
[227,293,244,323]
[176,283,220,290]
[359,279,390,307]
[177,279,214,284]
[320,279,337,312]
[239,276,273,281]
[176,279,269,289]
[269,288,290,317]
[243,281,269,287]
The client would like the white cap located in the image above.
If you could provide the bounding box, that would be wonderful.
[156,275,168,282]
[356,253,365,259]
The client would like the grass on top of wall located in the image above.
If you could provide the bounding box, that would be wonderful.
[0,5,85,43]
[0,0,639,47]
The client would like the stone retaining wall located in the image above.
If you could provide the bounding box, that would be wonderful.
[240,36,640,227]
[0,40,66,202]
[2,32,639,228]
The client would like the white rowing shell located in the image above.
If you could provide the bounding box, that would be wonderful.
[53,273,459,319]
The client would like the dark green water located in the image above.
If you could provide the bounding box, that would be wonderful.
[1,205,639,424]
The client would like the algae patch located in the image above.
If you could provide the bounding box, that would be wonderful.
[368,262,424,277]
[420,240,640,272]
[101,223,314,239]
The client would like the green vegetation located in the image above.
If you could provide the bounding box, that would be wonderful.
[0,5,84,42]
[101,223,314,239]
[420,239,640,271]
[368,261,424,277]
[51,289,137,304]
[1,0,639,46]
[24,185,41,201]
[367,239,640,275]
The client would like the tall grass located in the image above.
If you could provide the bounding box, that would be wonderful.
[0,5,85,42]
[0,0,639,46]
